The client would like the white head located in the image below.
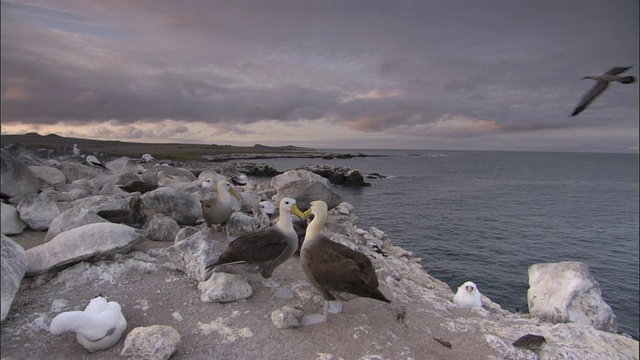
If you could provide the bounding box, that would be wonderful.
[278,197,305,219]
[217,180,241,201]
[259,201,276,215]
[202,178,214,188]
[453,281,482,308]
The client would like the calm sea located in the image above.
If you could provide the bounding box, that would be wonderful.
[243,150,639,339]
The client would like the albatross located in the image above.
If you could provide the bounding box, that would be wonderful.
[570,66,636,117]
[84,155,108,170]
[204,197,305,279]
[299,200,390,326]
[73,144,82,156]
[201,180,242,231]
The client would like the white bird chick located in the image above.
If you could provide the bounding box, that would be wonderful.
[202,178,214,188]
[140,153,155,163]
[453,281,482,308]
[258,200,276,216]
[49,296,127,352]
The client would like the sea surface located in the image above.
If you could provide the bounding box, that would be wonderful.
[243,150,639,339]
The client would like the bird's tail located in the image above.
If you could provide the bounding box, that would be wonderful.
[619,76,635,84]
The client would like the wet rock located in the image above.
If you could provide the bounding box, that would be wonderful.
[17,195,63,231]
[1,203,26,235]
[120,325,181,360]
[198,272,253,303]
[1,149,40,198]
[528,261,617,333]
[25,223,146,276]
[1,235,27,321]
[142,187,202,225]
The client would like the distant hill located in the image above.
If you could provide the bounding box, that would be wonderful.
[0,133,318,159]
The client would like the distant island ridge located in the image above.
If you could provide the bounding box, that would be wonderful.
[0,133,321,160]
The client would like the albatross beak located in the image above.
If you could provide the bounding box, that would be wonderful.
[291,204,305,220]
[229,187,241,201]
[303,208,313,219]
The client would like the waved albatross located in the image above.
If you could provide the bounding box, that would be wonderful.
[204,197,305,278]
[570,66,636,117]
[201,180,241,230]
[299,200,390,326]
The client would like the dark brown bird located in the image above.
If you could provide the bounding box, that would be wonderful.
[299,200,390,326]
[205,197,305,279]
[119,180,158,194]
[96,197,146,228]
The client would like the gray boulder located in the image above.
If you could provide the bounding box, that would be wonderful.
[1,203,26,235]
[270,169,329,191]
[142,187,201,225]
[170,229,220,281]
[275,180,342,211]
[1,235,27,322]
[25,223,146,276]
[68,195,129,213]
[54,162,104,182]
[46,207,109,241]
[1,149,40,198]
[175,226,199,243]
[27,166,66,188]
[146,214,180,242]
[528,261,617,333]
[141,165,196,186]
[227,212,266,238]
[198,273,253,303]
[105,157,142,174]
[17,196,63,231]
[271,306,304,329]
[120,325,181,360]
[299,164,369,186]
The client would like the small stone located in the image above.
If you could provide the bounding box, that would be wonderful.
[120,325,181,360]
[271,306,304,329]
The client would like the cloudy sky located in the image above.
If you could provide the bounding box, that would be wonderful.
[1,0,638,152]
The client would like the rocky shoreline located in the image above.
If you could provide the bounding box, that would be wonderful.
[1,145,638,359]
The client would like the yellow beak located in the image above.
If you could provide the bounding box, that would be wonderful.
[229,187,241,201]
[291,204,305,220]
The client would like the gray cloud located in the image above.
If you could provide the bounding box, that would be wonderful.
[1,0,638,150]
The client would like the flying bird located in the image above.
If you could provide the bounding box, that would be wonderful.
[570,66,636,117]
[204,197,305,279]
[299,200,390,326]
[453,281,482,308]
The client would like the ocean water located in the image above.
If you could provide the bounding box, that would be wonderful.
[243,150,639,339]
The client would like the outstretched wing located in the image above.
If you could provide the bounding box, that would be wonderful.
[605,66,633,75]
[571,81,608,117]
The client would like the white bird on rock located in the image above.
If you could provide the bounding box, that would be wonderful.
[453,281,482,308]
[49,295,127,352]
[84,155,108,170]
[140,153,155,163]
[570,66,636,117]
[73,144,81,156]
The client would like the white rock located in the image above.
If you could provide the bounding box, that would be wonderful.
[17,195,63,231]
[46,207,109,241]
[1,203,26,235]
[198,272,253,303]
[146,214,180,242]
[28,165,66,187]
[271,306,304,329]
[1,235,27,322]
[170,229,220,281]
[120,325,181,360]
[142,187,202,224]
[25,223,146,276]
[528,261,617,333]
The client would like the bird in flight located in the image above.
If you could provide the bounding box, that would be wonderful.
[570,66,636,117]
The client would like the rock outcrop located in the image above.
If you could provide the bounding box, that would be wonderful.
[528,261,618,333]
[1,203,26,235]
[1,235,27,322]
[1,149,40,198]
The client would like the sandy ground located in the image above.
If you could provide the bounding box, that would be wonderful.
[0,228,498,360]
